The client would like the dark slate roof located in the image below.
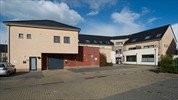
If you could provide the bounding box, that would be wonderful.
[3,20,80,31]
[0,44,7,53]
[111,35,129,40]
[79,34,113,45]
[124,25,170,45]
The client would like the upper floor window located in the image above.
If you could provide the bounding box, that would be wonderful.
[145,36,151,40]
[19,33,23,38]
[143,45,154,49]
[54,36,60,43]
[64,37,70,43]
[116,49,122,54]
[129,47,136,50]
[116,42,123,45]
[27,34,31,39]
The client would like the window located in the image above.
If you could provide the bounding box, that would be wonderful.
[145,36,151,40]
[131,39,137,42]
[116,49,122,54]
[19,33,23,38]
[99,41,103,44]
[94,40,97,43]
[106,41,110,44]
[126,55,136,62]
[64,37,70,43]
[129,47,136,50]
[156,33,162,37]
[85,40,90,43]
[0,64,5,67]
[143,45,154,49]
[54,36,60,43]
[27,34,31,39]
[142,55,154,62]
[116,42,123,45]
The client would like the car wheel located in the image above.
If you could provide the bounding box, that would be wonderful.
[6,72,10,77]
[13,69,16,74]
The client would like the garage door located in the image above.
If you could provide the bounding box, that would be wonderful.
[48,55,64,69]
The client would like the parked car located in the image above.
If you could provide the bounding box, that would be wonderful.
[0,62,16,76]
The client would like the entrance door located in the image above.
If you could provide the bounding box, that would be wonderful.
[30,57,37,71]
[48,55,64,69]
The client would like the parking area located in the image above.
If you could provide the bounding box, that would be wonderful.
[0,65,178,100]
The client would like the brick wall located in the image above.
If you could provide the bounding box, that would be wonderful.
[64,46,100,67]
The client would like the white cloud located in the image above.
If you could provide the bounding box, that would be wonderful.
[141,7,150,15]
[86,0,117,11]
[85,0,117,16]
[147,17,158,23]
[111,7,141,30]
[81,7,144,37]
[0,0,84,25]
[81,22,144,37]
[87,11,99,16]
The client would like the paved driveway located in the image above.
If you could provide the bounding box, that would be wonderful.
[0,65,178,100]
[67,65,135,73]
[104,77,178,100]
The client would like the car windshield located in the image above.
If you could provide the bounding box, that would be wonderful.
[0,64,5,67]
[7,63,14,67]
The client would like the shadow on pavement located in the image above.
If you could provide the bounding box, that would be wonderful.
[0,72,29,77]
[149,68,160,73]
[67,66,135,73]
[0,71,44,80]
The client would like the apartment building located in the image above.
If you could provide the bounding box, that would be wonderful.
[3,20,84,71]
[116,25,177,65]
[3,20,177,71]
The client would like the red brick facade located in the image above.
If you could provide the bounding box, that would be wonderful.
[64,46,100,67]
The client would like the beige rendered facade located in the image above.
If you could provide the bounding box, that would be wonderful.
[3,20,177,71]
[7,25,79,71]
[124,26,176,57]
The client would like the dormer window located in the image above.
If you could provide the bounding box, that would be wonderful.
[131,39,137,42]
[94,40,97,43]
[106,41,110,44]
[145,36,151,40]
[85,40,90,43]
[156,33,162,37]
[99,41,103,44]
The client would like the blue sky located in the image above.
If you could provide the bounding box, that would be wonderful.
[0,0,178,44]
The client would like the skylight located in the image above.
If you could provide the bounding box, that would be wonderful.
[85,40,90,43]
[106,41,110,44]
[156,33,162,37]
[131,39,137,42]
[99,41,103,44]
[94,40,97,43]
[145,36,151,40]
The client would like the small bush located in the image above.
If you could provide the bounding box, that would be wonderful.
[160,55,178,74]
[106,63,113,66]
[100,53,107,67]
